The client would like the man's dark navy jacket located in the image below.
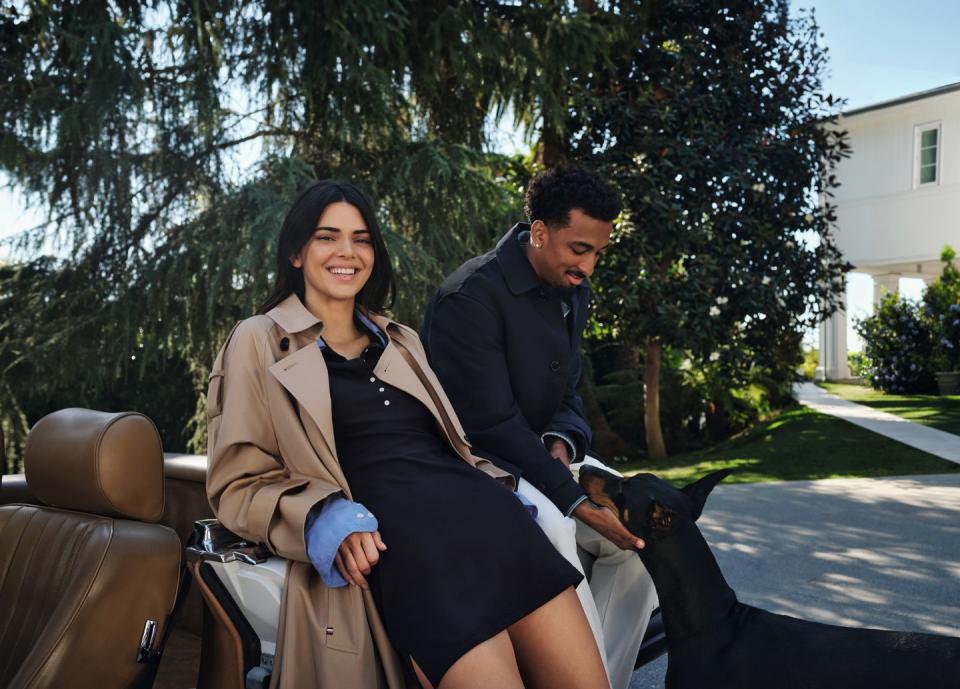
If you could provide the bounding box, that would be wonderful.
[420,223,592,514]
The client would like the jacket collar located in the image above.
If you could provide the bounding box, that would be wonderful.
[495,223,541,296]
[495,222,591,299]
[266,293,323,334]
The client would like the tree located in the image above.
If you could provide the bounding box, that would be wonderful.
[0,1,613,470]
[565,0,849,459]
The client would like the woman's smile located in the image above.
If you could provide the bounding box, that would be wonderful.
[328,266,361,281]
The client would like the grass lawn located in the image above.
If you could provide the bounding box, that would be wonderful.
[615,406,960,486]
[819,382,960,436]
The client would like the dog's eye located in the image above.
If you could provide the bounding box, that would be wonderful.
[649,502,674,530]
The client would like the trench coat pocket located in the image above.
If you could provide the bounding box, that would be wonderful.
[324,584,366,654]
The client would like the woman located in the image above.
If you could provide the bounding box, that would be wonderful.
[206,180,609,689]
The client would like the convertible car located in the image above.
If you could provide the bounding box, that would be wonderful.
[0,407,664,689]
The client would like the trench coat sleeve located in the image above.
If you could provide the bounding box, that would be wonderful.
[424,292,585,514]
[206,319,341,563]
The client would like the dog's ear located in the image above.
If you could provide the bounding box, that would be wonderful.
[680,468,734,521]
[578,466,623,514]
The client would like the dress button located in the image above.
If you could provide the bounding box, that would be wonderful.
[384,400,391,406]
[379,387,385,392]
[356,512,365,519]
[549,360,560,372]
[369,377,376,383]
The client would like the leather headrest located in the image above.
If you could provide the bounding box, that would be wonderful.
[25,408,165,522]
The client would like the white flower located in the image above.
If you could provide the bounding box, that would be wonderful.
[709,352,721,362]
[709,305,721,317]
[761,276,771,285]
[752,182,765,193]
[804,214,814,224]
[716,296,729,305]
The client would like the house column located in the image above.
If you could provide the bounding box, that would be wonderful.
[818,305,850,380]
[872,273,901,305]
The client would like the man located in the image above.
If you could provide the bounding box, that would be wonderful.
[420,165,657,689]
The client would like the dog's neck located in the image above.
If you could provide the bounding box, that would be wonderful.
[642,520,738,642]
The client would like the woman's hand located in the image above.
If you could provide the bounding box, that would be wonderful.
[335,530,387,590]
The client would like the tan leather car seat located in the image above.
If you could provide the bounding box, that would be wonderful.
[0,408,182,689]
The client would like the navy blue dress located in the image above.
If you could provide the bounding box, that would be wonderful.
[322,334,581,685]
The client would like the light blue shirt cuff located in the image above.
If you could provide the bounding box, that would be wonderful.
[542,431,578,463]
[515,491,538,519]
[304,496,378,588]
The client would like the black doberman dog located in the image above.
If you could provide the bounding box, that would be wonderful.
[579,467,960,689]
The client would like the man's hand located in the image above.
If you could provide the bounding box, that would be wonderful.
[548,438,572,468]
[573,500,645,551]
[335,530,387,590]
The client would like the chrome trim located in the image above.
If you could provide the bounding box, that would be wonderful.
[186,518,270,565]
[136,619,158,663]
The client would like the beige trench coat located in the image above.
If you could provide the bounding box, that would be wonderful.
[206,293,515,689]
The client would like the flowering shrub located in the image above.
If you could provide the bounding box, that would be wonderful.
[855,293,937,393]
[924,246,960,372]
[938,303,960,371]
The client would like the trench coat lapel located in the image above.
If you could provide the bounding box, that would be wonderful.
[373,319,470,447]
[268,343,352,494]
[372,341,443,426]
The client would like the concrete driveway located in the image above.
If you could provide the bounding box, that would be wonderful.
[629,473,960,688]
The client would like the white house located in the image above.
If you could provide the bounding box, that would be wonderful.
[819,82,960,380]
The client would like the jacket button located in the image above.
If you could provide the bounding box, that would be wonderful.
[549,360,560,372]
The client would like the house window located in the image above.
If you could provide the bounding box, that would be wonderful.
[916,124,940,186]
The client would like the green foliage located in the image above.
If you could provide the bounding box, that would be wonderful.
[569,1,848,360]
[855,293,937,394]
[558,0,848,456]
[801,348,819,381]
[589,341,792,458]
[0,0,557,468]
[847,351,870,378]
[923,245,960,371]
[0,0,851,471]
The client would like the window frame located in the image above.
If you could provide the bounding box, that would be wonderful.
[914,121,942,188]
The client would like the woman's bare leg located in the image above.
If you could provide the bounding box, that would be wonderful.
[508,587,610,689]
[411,630,525,689]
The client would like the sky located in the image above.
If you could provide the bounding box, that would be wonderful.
[3,0,959,347]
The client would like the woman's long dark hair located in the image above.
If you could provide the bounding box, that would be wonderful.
[258,180,396,315]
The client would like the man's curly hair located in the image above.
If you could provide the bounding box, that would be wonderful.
[524,165,621,227]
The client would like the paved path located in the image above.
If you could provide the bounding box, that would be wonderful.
[794,382,960,465]
[629,473,960,689]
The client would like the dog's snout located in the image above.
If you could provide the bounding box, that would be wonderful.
[650,501,674,530]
